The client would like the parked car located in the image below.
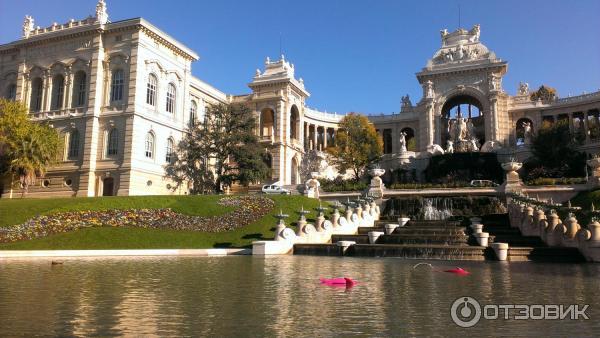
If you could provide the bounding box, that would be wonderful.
[261,184,291,195]
[470,180,499,187]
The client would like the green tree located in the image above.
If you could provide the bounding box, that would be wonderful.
[526,119,585,179]
[165,103,269,194]
[0,99,63,197]
[530,85,557,102]
[326,113,383,180]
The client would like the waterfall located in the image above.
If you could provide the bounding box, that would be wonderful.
[420,198,453,220]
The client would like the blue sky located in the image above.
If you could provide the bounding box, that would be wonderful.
[1,0,599,114]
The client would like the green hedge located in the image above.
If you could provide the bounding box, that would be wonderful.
[425,152,503,184]
[525,177,587,186]
[319,178,368,192]
[389,182,472,189]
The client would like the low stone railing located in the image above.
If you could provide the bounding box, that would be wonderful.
[506,194,600,262]
[252,198,382,255]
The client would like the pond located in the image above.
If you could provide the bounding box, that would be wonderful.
[0,256,598,336]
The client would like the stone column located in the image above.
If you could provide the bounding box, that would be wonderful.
[323,127,328,149]
[77,32,105,197]
[299,110,305,148]
[277,100,285,143]
[489,97,498,141]
[16,61,28,105]
[313,125,318,151]
[568,112,574,134]
[584,111,590,143]
[63,67,73,110]
[425,101,435,146]
[41,71,50,112]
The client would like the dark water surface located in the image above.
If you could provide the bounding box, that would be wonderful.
[1,256,598,337]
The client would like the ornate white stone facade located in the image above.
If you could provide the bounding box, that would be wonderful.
[1,3,599,197]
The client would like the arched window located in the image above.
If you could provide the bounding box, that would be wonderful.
[68,129,80,159]
[73,71,87,107]
[165,138,174,163]
[145,132,155,159]
[260,109,275,137]
[146,74,157,106]
[107,128,118,156]
[189,100,197,127]
[6,84,16,101]
[30,77,43,112]
[290,105,299,140]
[51,75,65,110]
[110,69,124,103]
[166,83,176,113]
[401,127,416,151]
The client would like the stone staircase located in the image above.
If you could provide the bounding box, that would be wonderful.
[480,214,586,263]
[294,218,489,260]
[293,214,587,262]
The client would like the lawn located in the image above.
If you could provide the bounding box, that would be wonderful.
[0,195,324,250]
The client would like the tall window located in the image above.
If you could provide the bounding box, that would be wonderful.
[145,132,155,159]
[107,128,118,156]
[166,138,174,163]
[190,100,197,127]
[68,129,80,159]
[110,69,124,103]
[6,84,16,101]
[146,74,157,106]
[166,83,176,113]
[51,75,65,110]
[30,77,43,112]
[73,71,87,107]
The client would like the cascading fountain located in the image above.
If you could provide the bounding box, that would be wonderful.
[420,198,453,220]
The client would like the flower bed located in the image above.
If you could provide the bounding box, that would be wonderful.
[0,196,275,243]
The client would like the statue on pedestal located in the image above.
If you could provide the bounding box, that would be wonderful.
[446,140,454,154]
[399,131,407,153]
[424,80,434,99]
[522,121,533,144]
[304,172,320,199]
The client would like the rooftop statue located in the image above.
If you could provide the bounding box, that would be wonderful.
[518,82,530,96]
[22,15,34,38]
[401,94,412,109]
[96,0,109,25]
[433,24,492,65]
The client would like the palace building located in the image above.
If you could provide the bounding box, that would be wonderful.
[1,1,599,197]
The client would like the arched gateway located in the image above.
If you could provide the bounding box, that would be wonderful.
[416,24,508,153]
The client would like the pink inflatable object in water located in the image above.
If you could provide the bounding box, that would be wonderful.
[320,277,357,287]
[444,267,470,275]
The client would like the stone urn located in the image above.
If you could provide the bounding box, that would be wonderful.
[366,168,386,199]
[501,161,523,184]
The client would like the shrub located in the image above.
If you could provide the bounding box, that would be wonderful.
[526,177,587,186]
[318,177,369,192]
[424,152,503,183]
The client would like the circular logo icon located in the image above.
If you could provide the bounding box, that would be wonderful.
[451,296,481,328]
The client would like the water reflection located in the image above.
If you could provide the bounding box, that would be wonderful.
[0,257,599,336]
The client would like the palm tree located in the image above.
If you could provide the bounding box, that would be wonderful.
[0,99,62,197]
